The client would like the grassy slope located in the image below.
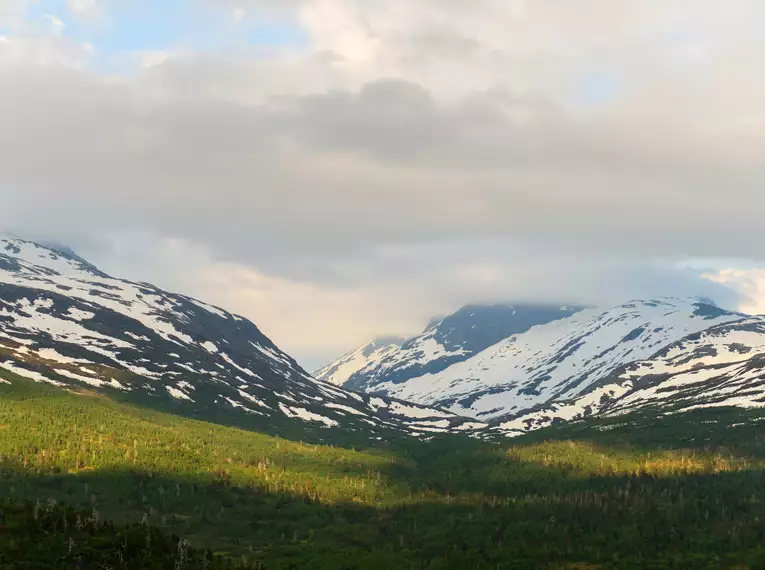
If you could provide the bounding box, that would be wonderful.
[0,334,421,448]
[3,370,765,568]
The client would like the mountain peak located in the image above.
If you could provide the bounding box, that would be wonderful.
[1,236,107,278]
[363,336,407,356]
[319,302,584,392]
[314,337,406,386]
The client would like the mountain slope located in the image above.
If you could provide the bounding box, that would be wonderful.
[315,336,405,386]
[0,237,482,440]
[319,303,581,392]
[369,298,753,426]
[498,315,765,435]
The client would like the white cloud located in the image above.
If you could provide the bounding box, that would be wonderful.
[44,14,66,36]
[703,269,765,316]
[0,2,93,67]
[0,33,92,67]
[0,0,29,27]
[66,0,102,22]
[135,50,171,68]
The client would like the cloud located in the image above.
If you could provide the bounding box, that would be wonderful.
[2,0,765,362]
[69,232,739,371]
[66,0,102,22]
[0,0,30,27]
[1,65,763,266]
[44,14,66,36]
[78,232,443,370]
[0,0,95,67]
[0,31,92,67]
[703,269,765,316]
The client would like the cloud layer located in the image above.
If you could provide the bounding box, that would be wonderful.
[2,0,765,366]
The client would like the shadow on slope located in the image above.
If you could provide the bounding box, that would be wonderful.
[4,457,765,568]
[0,497,252,569]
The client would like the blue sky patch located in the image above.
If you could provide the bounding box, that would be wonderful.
[572,70,623,108]
[21,0,308,70]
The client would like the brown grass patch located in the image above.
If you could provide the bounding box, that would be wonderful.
[70,388,109,400]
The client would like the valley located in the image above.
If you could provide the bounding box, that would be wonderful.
[4,368,765,568]
[4,1,765,565]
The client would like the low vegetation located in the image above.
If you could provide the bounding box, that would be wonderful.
[0,500,251,569]
[2,370,765,568]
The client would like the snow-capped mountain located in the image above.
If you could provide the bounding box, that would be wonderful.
[363,298,764,432]
[0,238,483,439]
[318,303,582,392]
[315,337,405,386]
[498,315,765,435]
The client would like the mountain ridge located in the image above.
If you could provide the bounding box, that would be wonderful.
[317,303,583,392]
[7,235,765,442]
[0,237,484,441]
[355,296,765,435]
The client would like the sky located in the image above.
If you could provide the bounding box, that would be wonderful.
[2,0,765,370]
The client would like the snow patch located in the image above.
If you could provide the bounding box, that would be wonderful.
[166,386,194,401]
[278,403,339,427]
[0,361,64,386]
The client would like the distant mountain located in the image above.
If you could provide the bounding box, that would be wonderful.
[0,237,484,441]
[499,312,765,435]
[317,304,582,393]
[315,337,406,386]
[363,297,765,434]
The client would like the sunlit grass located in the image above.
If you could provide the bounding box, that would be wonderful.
[0,376,404,508]
[509,439,764,477]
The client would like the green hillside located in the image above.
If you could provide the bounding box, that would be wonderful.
[2,370,765,568]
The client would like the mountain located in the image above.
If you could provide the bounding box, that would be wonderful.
[366,297,765,434]
[317,303,582,392]
[5,240,765,567]
[315,336,406,386]
[0,237,483,440]
[317,296,765,438]
[500,313,765,435]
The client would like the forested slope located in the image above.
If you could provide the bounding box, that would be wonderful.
[3,369,765,568]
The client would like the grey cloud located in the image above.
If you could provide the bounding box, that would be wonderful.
[272,81,571,167]
[0,0,29,25]
[2,58,765,284]
[305,239,744,310]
